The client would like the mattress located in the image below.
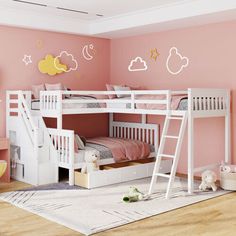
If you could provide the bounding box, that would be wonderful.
[74,139,155,163]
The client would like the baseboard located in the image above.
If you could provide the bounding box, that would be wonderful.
[176,172,220,185]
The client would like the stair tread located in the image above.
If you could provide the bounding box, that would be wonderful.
[164,135,179,139]
[158,154,175,158]
[154,173,170,178]
[167,116,183,120]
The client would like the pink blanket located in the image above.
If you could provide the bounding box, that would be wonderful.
[135,94,187,110]
[87,137,150,162]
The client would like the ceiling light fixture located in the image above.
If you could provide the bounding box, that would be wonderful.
[56,7,88,15]
[12,0,47,7]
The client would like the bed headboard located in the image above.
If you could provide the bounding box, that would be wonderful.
[109,121,159,152]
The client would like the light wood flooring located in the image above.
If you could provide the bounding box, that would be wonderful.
[0,180,235,236]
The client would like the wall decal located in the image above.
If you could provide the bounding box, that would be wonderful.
[150,48,160,61]
[82,44,95,61]
[38,54,67,76]
[128,57,148,72]
[54,51,78,72]
[166,47,189,75]
[22,55,32,66]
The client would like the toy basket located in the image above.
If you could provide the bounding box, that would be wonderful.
[220,171,236,191]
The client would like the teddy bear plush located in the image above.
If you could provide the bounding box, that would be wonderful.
[81,150,100,174]
[199,170,217,192]
[123,187,145,203]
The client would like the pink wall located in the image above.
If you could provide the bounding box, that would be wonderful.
[0,25,110,137]
[110,20,236,171]
[0,20,235,174]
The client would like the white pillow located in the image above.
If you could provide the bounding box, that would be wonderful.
[45,83,63,91]
[75,134,85,150]
[113,85,131,98]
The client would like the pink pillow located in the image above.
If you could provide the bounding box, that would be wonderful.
[32,84,45,99]
[45,83,63,91]
[106,84,117,99]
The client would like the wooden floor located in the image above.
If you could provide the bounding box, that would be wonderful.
[0,181,235,236]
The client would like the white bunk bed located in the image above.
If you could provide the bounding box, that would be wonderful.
[6,88,231,193]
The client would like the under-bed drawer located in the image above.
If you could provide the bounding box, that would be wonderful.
[74,159,172,189]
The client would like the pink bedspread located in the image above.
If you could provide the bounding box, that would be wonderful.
[87,137,150,162]
[135,95,187,110]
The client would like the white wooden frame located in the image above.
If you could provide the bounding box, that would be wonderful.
[6,88,231,192]
[47,121,159,185]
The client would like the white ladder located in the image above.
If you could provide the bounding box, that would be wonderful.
[149,112,188,199]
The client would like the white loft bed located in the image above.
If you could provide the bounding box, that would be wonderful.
[6,88,231,192]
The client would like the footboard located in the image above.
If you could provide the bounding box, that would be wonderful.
[110,121,159,152]
[40,91,62,117]
[188,88,230,118]
[47,128,74,185]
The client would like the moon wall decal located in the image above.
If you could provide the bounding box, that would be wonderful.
[82,44,94,61]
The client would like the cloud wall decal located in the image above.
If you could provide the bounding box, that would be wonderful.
[54,51,78,73]
[38,55,67,76]
[128,57,148,72]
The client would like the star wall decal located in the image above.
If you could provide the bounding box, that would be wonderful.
[22,55,32,66]
[150,48,160,61]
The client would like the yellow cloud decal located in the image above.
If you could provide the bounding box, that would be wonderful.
[38,54,67,76]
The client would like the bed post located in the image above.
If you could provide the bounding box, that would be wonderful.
[188,89,194,194]
[225,90,231,164]
[57,115,62,129]
[141,114,146,124]
[57,91,63,129]
[109,113,114,137]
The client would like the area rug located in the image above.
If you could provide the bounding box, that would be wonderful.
[0,177,229,235]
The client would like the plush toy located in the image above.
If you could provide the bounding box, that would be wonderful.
[123,187,147,203]
[199,170,217,192]
[81,150,100,174]
[220,162,236,173]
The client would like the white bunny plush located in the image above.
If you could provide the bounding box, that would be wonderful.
[81,150,100,174]
[199,170,217,192]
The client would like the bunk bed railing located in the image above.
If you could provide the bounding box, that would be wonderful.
[40,90,62,117]
[188,88,230,117]
[38,88,229,117]
[47,128,74,167]
[7,91,38,144]
[6,91,40,163]
[47,128,75,185]
[39,90,183,115]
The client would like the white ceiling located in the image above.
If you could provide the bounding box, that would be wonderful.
[0,0,236,38]
[7,0,189,20]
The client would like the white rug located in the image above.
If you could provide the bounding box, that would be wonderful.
[0,177,229,235]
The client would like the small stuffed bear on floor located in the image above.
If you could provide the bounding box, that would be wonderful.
[81,150,100,174]
[199,170,217,192]
[123,187,146,203]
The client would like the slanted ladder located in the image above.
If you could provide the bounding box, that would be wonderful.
[149,112,188,199]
